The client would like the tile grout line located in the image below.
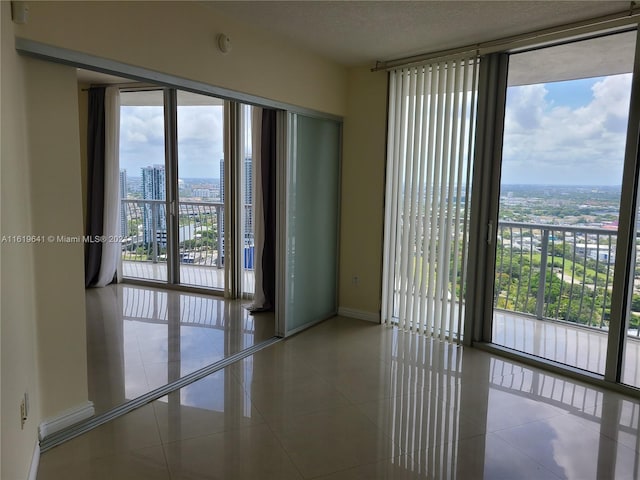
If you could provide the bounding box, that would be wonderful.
[40,336,282,453]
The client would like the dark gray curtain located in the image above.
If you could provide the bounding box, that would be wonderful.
[85,87,106,287]
[261,109,277,310]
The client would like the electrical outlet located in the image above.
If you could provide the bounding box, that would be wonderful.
[352,275,360,285]
[19,392,29,429]
[20,398,27,429]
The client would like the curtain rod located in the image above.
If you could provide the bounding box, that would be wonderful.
[372,3,640,72]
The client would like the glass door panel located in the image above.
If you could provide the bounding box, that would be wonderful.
[623,229,640,387]
[623,186,640,388]
[240,104,255,297]
[176,91,225,289]
[120,90,168,282]
[492,31,636,374]
[281,113,341,336]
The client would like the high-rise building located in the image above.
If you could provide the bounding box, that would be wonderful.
[219,158,225,202]
[141,165,166,244]
[119,169,128,237]
[244,156,253,244]
[219,159,225,241]
[218,157,253,245]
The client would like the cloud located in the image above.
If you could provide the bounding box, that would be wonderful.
[120,104,226,178]
[177,106,225,177]
[502,73,632,185]
[177,106,223,141]
[120,106,165,145]
[504,84,547,131]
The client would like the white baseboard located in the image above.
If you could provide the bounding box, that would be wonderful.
[28,442,40,480]
[38,401,94,440]
[338,307,380,323]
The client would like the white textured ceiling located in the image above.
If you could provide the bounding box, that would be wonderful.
[207,1,632,67]
[78,1,636,85]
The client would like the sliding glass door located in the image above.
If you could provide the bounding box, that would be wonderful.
[120,90,168,282]
[119,88,254,295]
[480,27,640,390]
[623,202,640,388]
[176,91,226,289]
[240,104,255,298]
[119,90,342,335]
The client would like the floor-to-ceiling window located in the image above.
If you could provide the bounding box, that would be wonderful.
[383,26,640,394]
[491,31,636,376]
[120,90,168,282]
[119,88,255,294]
[176,91,226,289]
[473,27,640,393]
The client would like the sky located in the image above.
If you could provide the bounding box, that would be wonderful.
[501,73,632,186]
[119,72,633,185]
[119,104,225,179]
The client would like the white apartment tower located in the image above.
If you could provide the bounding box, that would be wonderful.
[141,165,167,244]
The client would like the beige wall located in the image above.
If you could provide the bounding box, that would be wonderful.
[2,4,89,478]
[15,1,348,117]
[15,2,386,316]
[339,67,388,316]
[1,4,386,476]
[1,3,41,479]
[25,58,88,419]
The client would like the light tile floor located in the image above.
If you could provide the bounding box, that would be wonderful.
[85,284,274,414]
[39,317,640,479]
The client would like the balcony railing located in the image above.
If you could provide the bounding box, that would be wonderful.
[121,199,236,268]
[121,199,222,267]
[495,221,639,337]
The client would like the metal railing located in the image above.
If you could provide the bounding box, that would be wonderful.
[176,201,225,267]
[121,199,224,268]
[121,199,255,270]
[121,199,169,264]
[495,221,640,337]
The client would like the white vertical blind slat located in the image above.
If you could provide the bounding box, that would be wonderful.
[392,73,406,325]
[445,60,462,338]
[459,59,479,339]
[383,56,478,340]
[451,59,470,341]
[437,60,455,341]
[430,61,445,338]
[408,68,426,332]
[420,68,437,336]
[382,73,400,325]
[398,70,414,330]
[413,69,429,335]
[429,64,442,336]
[403,70,420,331]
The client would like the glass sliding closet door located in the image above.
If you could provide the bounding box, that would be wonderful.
[278,113,341,336]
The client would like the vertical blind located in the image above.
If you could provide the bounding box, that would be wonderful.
[382,56,479,342]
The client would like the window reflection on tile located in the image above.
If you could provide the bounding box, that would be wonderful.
[345,327,640,480]
[45,316,640,480]
[86,284,274,414]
